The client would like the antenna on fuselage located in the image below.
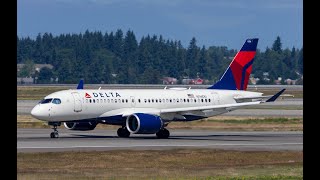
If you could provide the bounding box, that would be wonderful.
[164,86,167,90]
[98,87,101,90]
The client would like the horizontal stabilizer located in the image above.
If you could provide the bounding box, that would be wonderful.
[266,89,286,102]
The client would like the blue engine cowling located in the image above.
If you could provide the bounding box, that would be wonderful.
[64,121,97,131]
[126,113,163,134]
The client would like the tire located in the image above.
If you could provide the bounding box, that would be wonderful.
[50,132,55,138]
[156,129,170,139]
[117,128,130,138]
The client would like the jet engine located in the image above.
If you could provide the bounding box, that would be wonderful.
[126,113,163,134]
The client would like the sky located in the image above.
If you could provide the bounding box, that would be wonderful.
[17,0,302,51]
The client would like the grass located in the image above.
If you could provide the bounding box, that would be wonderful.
[17,86,67,100]
[169,117,303,131]
[212,118,302,124]
[244,106,303,110]
[246,88,303,99]
[17,149,303,179]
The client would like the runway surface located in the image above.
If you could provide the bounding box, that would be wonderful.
[17,128,302,152]
[17,99,303,117]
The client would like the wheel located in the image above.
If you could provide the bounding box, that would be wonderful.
[117,127,130,138]
[50,132,55,138]
[156,128,170,139]
[54,132,59,138]
[50,132,59,138]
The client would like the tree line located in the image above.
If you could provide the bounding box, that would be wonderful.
[17,30,303,84]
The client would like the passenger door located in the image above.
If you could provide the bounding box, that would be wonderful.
[72,92,82,112]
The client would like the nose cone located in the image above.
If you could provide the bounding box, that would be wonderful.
[31,105,47,120]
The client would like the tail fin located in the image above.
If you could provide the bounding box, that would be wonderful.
[208,38,258,90]
[77,79,84,89]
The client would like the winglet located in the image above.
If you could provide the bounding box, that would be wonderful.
[266,89,286,102]
[77,80,84,89]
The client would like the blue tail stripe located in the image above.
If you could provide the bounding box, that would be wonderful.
[209,69,237,90]
[240,58,255,90]
[240,38,258,51]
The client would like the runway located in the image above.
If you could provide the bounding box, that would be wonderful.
[17,128,302,152]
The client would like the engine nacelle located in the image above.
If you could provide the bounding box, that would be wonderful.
[64,121,97,131]
[126,113,163,134]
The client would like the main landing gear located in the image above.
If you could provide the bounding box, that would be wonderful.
[117,127,130,138]
[49,122,61,138]
[156,128,170,139]
[116,127,170,139]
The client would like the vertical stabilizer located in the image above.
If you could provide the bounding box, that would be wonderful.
[208,38,258,90]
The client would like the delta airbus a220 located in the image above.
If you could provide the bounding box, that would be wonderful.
[31,38,285,138]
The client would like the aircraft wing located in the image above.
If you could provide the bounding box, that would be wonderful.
[98,101,260,122]
[160,101,261,114]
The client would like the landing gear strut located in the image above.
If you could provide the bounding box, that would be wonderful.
[49,122,61,138]
[156,128,170,139]
[117,127,130,138]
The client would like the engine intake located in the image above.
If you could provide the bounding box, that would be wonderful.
[126,113,163,134]
[64,121,97,131]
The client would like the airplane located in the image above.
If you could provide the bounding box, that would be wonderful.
[30,38,286,138]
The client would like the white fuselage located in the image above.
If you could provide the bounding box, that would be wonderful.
[31,88,262,122]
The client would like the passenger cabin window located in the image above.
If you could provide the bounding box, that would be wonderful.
[40,98,53,104]
[52,98,61,104]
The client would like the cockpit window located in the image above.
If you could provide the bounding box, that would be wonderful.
[52,98,61,104]
[40,98,53,104]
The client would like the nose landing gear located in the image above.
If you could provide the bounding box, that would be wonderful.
[48,122,61,138]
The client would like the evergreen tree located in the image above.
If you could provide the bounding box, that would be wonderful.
[186,37,200,78]
[17,32,302,84]
[18,59,34,77]
[272,36,282,53]
[37,67,53,83]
